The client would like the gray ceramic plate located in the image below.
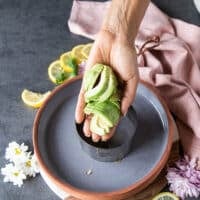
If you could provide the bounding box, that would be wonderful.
[33,76,173,200]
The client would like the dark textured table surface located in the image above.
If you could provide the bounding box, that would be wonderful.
[0,0,199,199]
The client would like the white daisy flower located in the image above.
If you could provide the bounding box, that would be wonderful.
[5,141,28,164]
[19,153,40,177]
[2,141,40,187]
[31,154,40,174]
[1,163,26,187]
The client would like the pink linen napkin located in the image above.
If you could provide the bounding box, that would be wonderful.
[68,1,200,161]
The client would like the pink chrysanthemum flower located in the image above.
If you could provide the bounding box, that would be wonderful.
[78,61,87,74]
[166,155,200,199]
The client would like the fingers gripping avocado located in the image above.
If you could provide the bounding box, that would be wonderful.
[83,64,121,136]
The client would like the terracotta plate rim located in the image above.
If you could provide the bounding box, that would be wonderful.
[33,75,174,200]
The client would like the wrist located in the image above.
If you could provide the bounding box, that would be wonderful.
[99,27,135,47]
[101,0,149,45]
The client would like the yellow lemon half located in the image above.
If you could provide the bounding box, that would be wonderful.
[60,51,74,72]
[152,192,179,200]
[21,89,51,108]
[71,44,87,64]
[48,60,66,84]
[81,43,93,59]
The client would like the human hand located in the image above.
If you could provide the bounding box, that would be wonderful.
[75,30,139,142]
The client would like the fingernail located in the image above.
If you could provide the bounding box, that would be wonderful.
[93,138,99,143]
[101,137,107,142]
[92,135,100,143]
[123,110,128,116]
[85,133,90,137]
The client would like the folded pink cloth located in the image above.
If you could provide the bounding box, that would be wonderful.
[68,1,200,160]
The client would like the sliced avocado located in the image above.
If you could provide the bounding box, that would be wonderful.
[95,102,120,126]
[110,100,120,110]
[84,101,120,127]
[109,91,120,102]
[98,69,117,102]
[85,66,109,102]
[90,115,106,136]
[109,91,121,109]
[83,64,121,136]
[83,64,103,91]
[96,115,110,133]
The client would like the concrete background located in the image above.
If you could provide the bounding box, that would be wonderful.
[0,0,199,199]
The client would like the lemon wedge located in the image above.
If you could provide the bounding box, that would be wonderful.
[21,89,51,108]
[48,60,68,84]
[60,51,74,72]
[81,43,93,59]
[71,44,87,64]
[152,192,179,200]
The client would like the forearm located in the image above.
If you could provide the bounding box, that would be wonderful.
[102,0,149,44]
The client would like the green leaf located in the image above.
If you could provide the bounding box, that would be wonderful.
[66,57,78,75]
[55,71,68,85]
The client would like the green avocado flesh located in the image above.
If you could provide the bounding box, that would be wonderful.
[84,101,120,127]
[84,66,110,102]
[83,64,103,91]
[83,64,121,136]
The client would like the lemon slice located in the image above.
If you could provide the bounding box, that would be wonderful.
[21,89,51,108]
[48,60,67,84]
[71,44,87,64]
[81,43,93,59]
[60,51,74,72]
[152,192,179,200]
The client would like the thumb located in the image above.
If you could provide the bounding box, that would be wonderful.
[121,75,138,115]
[75,86,85,123]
